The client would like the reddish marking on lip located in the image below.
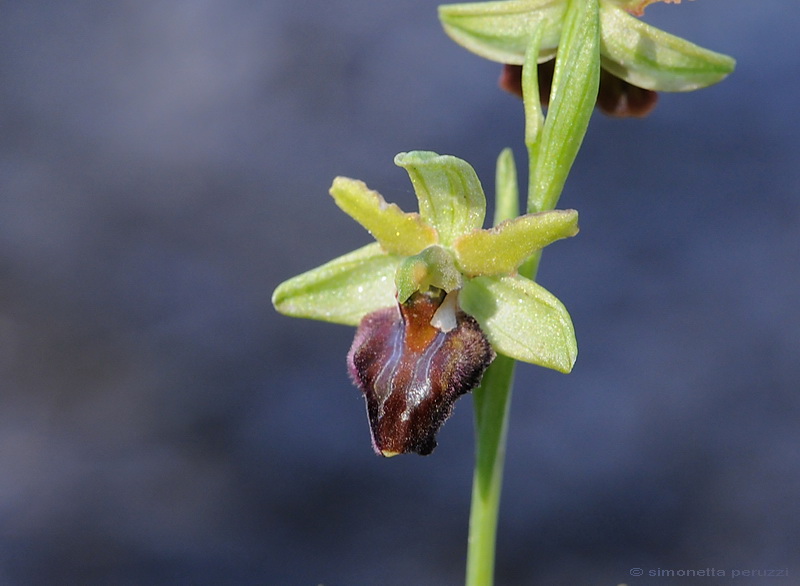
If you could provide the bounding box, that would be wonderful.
[399,293,440,353]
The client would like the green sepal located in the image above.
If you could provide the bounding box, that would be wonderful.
[329,176,437,256]
[459,274,577,373]
[394,151,487,246]
[395,245,463,303]
[599,2,735,91]
[454,209,578,276]
[272,243,399,326]
[438,0,565,65]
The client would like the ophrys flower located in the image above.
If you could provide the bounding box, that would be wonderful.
[273,151,578,455]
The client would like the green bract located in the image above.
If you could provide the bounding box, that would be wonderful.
[439,0,735,92]
[272,151,579,372]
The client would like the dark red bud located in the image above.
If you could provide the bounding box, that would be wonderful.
[499,64,524,99]
[499,61,658,118]
[596,68,658,118]
[347,292,495,456]
[498,61,555,106]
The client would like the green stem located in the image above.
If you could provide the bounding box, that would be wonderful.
[465,354,516,586]
[464,2,599,584]
[466,149,541,586]
[465,259,542,586]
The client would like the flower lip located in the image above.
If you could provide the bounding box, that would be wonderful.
[347,290,495,456]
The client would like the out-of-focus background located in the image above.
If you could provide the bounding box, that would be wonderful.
[1,1,798,584]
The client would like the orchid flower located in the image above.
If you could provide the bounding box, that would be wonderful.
[273,151,578,456]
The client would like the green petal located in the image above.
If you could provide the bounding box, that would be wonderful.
[438,0,565,65]
[454,209,578,276]
[394,151,486,246]
[330,177,437,256]
[599,2,735,91]
[272,243,399,326]
[460,274,577,373]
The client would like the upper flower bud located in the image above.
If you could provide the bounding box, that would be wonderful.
[439,0,735,96]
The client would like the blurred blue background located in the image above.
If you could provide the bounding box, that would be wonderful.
[1,1,798,584]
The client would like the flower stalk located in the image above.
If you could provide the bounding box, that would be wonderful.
[464,1,599,582]
[442,0,733,581]
[465,150,522,586]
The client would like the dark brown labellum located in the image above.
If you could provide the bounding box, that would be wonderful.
[347,291,495,456]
